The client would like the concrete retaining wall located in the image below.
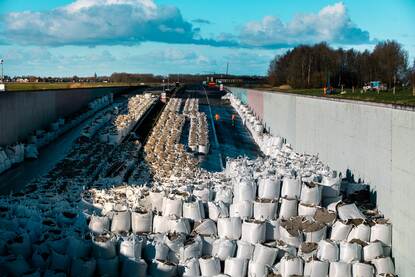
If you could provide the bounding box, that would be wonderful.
[0,87,130,146]
[228,87,415,276]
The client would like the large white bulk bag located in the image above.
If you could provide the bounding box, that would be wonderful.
[352,262,374,277]
[258,176,281,199]
[248,260,268,277]
[224,257,248,277]
[199,256,221,276]
[162,197,183,217]
[3,255,31,276]
[280,256,304,277]
[217,217,242,240]
[201,235,216,256]
[153,214,169,233]
[214,187,233,204]
[279,224,303,248]
[242,220,266,244]
[254,199,278,220]
[132,209,153,233]
[180,236,203,262]
[363,241,383,262]
[320,175,341,198]
[298,203,318,218]
[339,242,362,263]
[67,237,90,259]
[304,260,329,277]
[49,250,70,272]
[208,201,229,221]
[234,179,257,202]
[193,219,217,236]
[120,258,147,277]
[372,257,395,274]
[230,200,253,219]
[143,240,169,262]
[180,258,200,277]
[7,232,32,259]
[266,219,281,241]
[279,198,298,219]
[119,235,143,260]
[317,240,339,262]
[281,177,301,199]
[96,256,119,277]
[337,203,365,221]
[111,210,131,233]
[89,215,110,234]
[347,222,370,242]
[193,187,213,203]
[330,220,352,241]
[329,262,352,277]
[149,259,177,277]
[298,242,318,262]
[252,244,278,266]
[236,240,255,260]
[183,200,205,221]
[370,221,392,246]
[303,221,327,243]
[150,190,165,212]
[300,182,322,205]
[92,234,117,259]
[212,238,236,260]
[168,217,191,234]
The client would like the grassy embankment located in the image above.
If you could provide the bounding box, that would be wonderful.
[237,84,415,107]
[4,82,145,92]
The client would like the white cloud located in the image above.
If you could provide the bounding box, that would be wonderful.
[238,2,371,47]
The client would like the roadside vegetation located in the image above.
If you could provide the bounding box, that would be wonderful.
[5,82,145,92]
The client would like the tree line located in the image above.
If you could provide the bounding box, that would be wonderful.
[268,40,412,89]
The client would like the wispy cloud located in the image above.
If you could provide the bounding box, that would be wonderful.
[191,18,212,25]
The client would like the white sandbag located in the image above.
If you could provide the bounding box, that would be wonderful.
[211,238,236,261]
[281,177,301,199]
[181,258,200,277]
[230,200,253,219]
[150,190,165,212]
[241,220,266,244]
[347,222,371,242]
[70,257,96,277]
[92,234,117,259]
[370,221,392,246]
[193,187,213,203]
[153,214,170,233]
[25,144,39,159]
[329,262,352,277]
[352,262,374,277]
[254,199,278,220]
[149,259,177,277]
[258,176,281,199]
[168,217,191,234]
[217,217,242,240]
[7,232,32,259]
[330,220,352,241]
[337,203,365,221]
[279,198,298,219]
[120,235,143,260]
[96,257,119,277]
[304,260,329,277]
[363,241,383,262]
[89,215,110,234]
[199,256,221,276]
[121,258,147,277]
[233,179,257,202]
[208,201,229,221]
[339,241,362,263]
[266,219,281,241]
[298,242,318,262]
[193,219,217,236]
[280,256,304,277]
[111,210,131,233]
[300,182,322,205]
[214,187,233,204]
[317,240,339,262]
[252,244,278,266]
[143,240,169,262]
[67,237,90,259]
[303,221,327,243]
[372,257,395,275]
[224,257,248,277]
[248,260,269,277]
[180,235,203,262]
[183,199,205,221]
[131,209,153,233]
[162,197,183,217]
[298,203,318,218]
[49,250,71,272]
[201,235,216,256]
[320,175,341,197]
[3,255,31,276]
[236,240,255,260]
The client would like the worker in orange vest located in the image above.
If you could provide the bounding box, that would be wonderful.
[231,114,236,127]
[215,113,220,121]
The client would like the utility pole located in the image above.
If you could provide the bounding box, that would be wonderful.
[0,59,3,83]
[226,62,229,76]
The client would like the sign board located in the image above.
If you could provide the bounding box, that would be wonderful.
[0,84,5,92]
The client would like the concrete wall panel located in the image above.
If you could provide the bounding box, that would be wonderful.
[228,87,415,275]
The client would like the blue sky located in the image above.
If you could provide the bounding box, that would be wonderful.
[0,0,414,77]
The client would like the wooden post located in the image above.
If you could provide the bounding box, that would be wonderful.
[413,86,415,96]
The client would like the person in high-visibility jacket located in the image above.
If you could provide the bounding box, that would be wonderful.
[215,113,220,121]
[231,114,236,127]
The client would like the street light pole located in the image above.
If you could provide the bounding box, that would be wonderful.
[0,59,4,83]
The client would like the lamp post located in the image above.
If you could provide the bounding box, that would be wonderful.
[0,59,3,83]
